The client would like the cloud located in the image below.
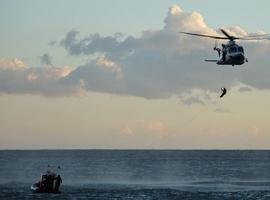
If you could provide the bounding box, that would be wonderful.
[120,126,133,136]
[60,30,138,56]
[180,96,205,106]
[0,58,28,71]
[40,53,53,66]
[238,86,253,92]
[96,56,122,79]
[0,58,83,96]
[145,120,167,138]
[178,90,212,106]
[59,4,270,99]
[48,40,56,47]
[1,4,270,98]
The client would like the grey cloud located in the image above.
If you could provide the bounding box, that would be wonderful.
[178,91,212,106]
[238,86,253,92]
[40,53,53,66]
[180,96,205,106]
[63,61,125,96]
[49,40,56,46]
[60,30,139,57]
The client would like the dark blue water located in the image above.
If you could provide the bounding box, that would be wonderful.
[1,150,270,199]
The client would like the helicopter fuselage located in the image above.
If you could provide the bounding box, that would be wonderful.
[217,41,246,66]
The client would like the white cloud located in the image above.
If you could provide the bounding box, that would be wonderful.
[164,5,210,32]
[0,58,28,71]
[0,58,82,96]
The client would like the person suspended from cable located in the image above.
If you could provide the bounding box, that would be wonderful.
[220,87,227,98]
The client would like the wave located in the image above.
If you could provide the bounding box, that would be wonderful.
[1,183,270,200]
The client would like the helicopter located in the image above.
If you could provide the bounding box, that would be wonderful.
[180,29,269,66]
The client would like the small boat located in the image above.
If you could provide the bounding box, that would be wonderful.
[31,167,62,193]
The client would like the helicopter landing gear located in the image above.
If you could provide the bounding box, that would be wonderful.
[246,58,248,62]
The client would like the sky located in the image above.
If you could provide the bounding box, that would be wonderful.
[1,0,270,149]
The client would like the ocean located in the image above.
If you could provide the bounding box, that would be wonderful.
[1,150,270,199]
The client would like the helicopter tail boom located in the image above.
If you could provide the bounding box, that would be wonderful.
[205,59,218,62]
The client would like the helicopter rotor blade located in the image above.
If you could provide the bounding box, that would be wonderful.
[220,29,239,40]
[179,32,228,40]
[180,30,270,41]
[238,33,270,40]
[244,33,270,38]
[237,37,270,41]
[220,29,231,38]
[220,29,270,40]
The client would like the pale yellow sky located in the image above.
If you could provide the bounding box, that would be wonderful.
[1,88,269,149]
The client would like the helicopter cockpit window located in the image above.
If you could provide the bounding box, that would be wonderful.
[238,46,244,52]
[228,47,237,53]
